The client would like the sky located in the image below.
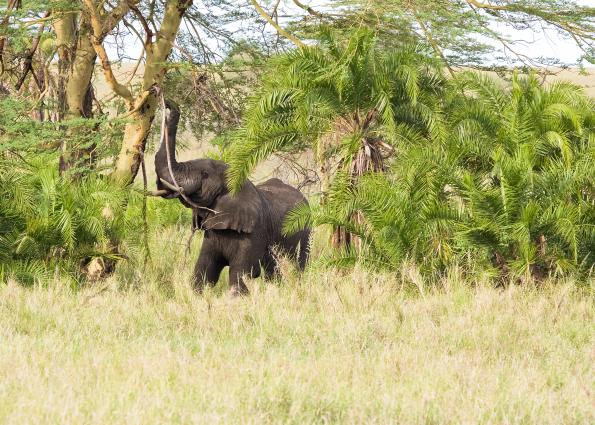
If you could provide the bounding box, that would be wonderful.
[491,20,592,66]
[107,0,594,68]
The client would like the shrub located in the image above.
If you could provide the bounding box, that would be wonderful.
[285,72,595,280]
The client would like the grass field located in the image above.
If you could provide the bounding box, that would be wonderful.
[0,228,593,424]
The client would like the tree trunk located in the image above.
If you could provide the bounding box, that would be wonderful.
[65,18,96,120]
[111,0,192,184]
[111,95,159,182]
[59,84,96,174]
[54,13,98,175]
[53,11,76,120]
[331,135,387,251]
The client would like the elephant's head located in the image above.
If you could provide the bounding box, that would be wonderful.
[154,100,262,233]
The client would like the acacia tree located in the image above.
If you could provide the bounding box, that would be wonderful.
[79,0,192,183]
[252,0,593,69]
[0,1,100,172]
[81,0,276,183]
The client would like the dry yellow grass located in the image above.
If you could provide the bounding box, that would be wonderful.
[0,228,593,424]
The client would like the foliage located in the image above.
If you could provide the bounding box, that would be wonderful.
[0,157,126,284]
[450,72,595,278]
[2,0,594,285]
[285,72,595,280]
[0,154,191,285]
[0,95,125,175]
[226,28,447,191]
[309,0,594,68]
[0,88,193,285]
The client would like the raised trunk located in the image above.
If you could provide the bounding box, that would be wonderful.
[155,100,180,178]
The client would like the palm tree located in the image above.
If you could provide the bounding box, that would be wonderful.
[449,72,595,279]
[286,72,595,280]
[226,28,446,247]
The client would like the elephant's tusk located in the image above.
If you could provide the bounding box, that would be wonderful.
[134,188,172,197]
[146,189,172,197]
[158,177,182,192]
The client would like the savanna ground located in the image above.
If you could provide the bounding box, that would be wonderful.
[1,228,593,424]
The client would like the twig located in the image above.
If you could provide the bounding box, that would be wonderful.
[140,149,152,269]
[15,11,50,91]
[0,0,18,74]
[411,10,455,78]
[292,0,323,17]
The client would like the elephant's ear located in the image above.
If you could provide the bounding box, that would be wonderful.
[202,182,262,233]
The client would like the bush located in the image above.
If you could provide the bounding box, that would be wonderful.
[0,156,191,285]
[286,72,595,281]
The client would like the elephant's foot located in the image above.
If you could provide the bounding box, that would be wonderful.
[228,265,252,296]
[228,282,249,297]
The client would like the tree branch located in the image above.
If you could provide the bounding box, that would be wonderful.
[0,0,18,74]
[292,0,323,17]
[250,0,305,48]
[103,0,139,36]
[83,0,134,106]
[15,11,50,91]
[465,0,507,11]
[411,10,455,78]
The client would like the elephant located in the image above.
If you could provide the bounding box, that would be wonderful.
[154,100,310,295]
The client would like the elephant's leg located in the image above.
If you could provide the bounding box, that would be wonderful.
[227,265,249,296]
[193,246,225,292]
[261,251,277,280]
[280,231,310,271]
[296,231,310,271]
[228,259,261,296]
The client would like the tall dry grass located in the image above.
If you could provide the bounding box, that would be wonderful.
[0,228,593,424]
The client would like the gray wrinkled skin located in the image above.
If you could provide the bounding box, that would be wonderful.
[155,100,310,295]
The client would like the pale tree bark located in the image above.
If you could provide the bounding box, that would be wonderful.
[112,0,191,183]
[66,19,96,120]
[53,11,76,120]
[54,11,98,174]
[82,0,193,184]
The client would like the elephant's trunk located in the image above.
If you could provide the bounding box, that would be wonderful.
[155,99,181,183]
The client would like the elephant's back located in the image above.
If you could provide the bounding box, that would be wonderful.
[257,178,308,208]
[258,178,310,265]
[257,178,309,234]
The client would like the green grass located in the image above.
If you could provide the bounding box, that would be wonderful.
[0,228,593,424]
